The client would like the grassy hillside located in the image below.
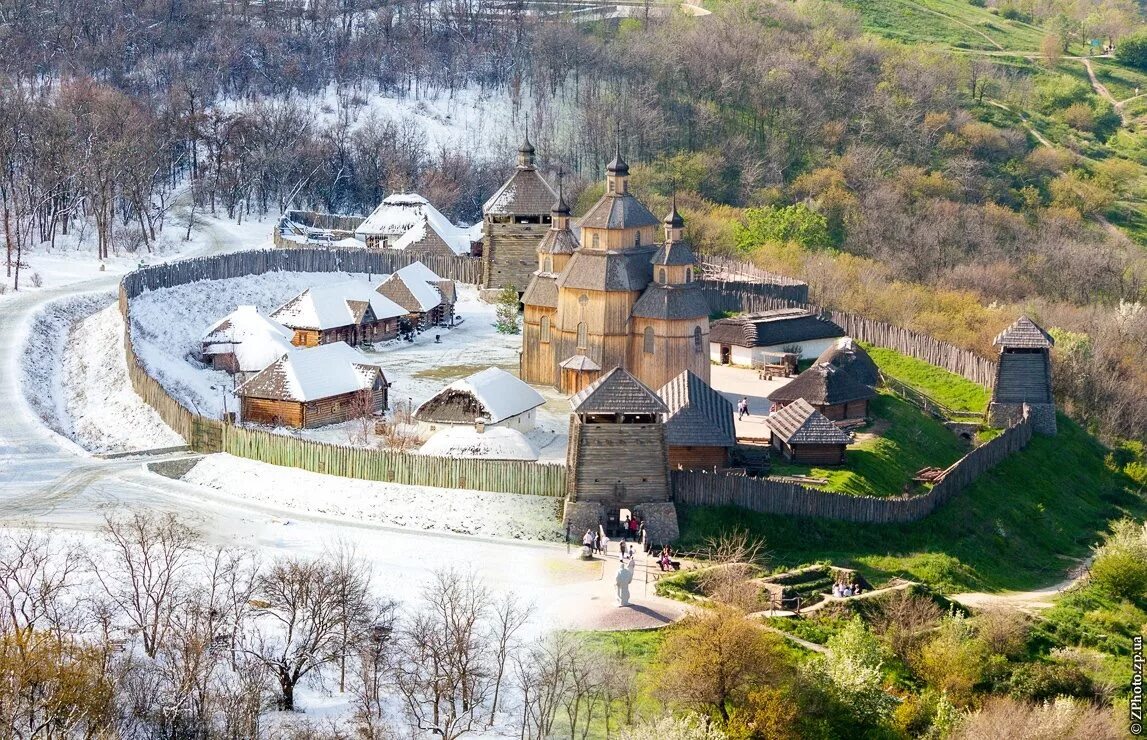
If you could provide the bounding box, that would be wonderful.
[840,0,1045,51]
[863,344,992,413]
[679,416,1145,593]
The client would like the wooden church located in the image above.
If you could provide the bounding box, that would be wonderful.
[519,146,711,395]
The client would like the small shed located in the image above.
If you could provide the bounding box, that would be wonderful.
[657,370,736,470]
[419,425,539,461]
[395,262,456,325]
[414,367,546,432]
[200,306,294,379]
[768,362,876,421]
[376,270,447,330]
[710,309,845,365]
[355,193,476,254]
[816,337,880,389]
[235,342,388,429]
[767,399,852,465]
[271,280,406,348]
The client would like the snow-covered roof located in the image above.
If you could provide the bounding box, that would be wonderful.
[333,237,364,247]
[201,305,295,373]
[355,193,473,255]
[415,367,546,425]
[271,280,407,331]
[395,261,444,284]
[418,426,539,461]
[236,342,384,403]
[377,271,443,313]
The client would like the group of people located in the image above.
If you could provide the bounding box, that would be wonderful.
[832,581,863,598]
[580,528,639,562]
[657,546,680,572]
[620,515,644,541]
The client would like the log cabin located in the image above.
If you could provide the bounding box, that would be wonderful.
[376,269,447,330]
[200,306,294,381]
[354,192,480,254]
[656,370,736,470]
[235,342,388,429]
[710,309,845,366]
[414,367,546,433]
[391,262,456,326]
[767,398,852,465]
[767,362,876,421]
[519,147,709,395]
[271,280,406,348]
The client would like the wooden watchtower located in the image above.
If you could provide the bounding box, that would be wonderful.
[987,315,1056,435]
[562,368,679,544]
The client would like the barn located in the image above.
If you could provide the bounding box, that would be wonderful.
[767,362,876,421]
[419,425,540,461]
[767,398,852,465]
[710,309,845,366]
[271,280,406,348]
[235,342,388,429]
[414,367,546,432]
[656,370,736,470]
[200,305,294,380]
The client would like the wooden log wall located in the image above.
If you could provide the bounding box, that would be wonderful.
[698,283,997,389]
[221,425,567,497]
[673,414,1033,523]
[117,249,562,496]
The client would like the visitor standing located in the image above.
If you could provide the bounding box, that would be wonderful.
[738,398,750,420]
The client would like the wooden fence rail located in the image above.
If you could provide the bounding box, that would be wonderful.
[118,250,562,497]
[673,413,1033,523]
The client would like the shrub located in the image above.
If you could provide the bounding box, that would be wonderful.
[1008,661,1094,702]
[1062,103,1095,132]
[1115,32,1147,71]
[967,0,984,6]
[29,272,43,288]
[735,204,833,252]
[1090,518,1147,600]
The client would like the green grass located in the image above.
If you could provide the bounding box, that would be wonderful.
[839,0,1045,51]
[863,344,992,413]
[769,393,966,497]
[679,416,1146,594]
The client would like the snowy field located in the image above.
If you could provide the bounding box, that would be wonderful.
[128,274,571,459]
[180,453,565,541]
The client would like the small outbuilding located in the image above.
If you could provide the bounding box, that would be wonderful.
[355,193,478,255]
[419,425,539,461]
[767,398,852,465]
[272,280,407,348]
[200,306,294,380]
[768,362,876,421]
[710,308,845,366]
[657,370,736,470]
[376,270,448,330]
[235,342,388,429]
[394,262,456,325]
[414,367,546,432]
[815,337,880,389]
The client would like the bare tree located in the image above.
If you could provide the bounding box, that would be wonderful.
[513,632,579,740]
[486,590,532,726]
[94,512,200,659]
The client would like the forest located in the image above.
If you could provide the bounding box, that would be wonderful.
[0,0,1145,446]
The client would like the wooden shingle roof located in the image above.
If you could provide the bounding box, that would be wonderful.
[768,362,876,406]
[768,399,852,445]
[630,284,710,321]
[557,249,655,292]
[578,193,661,230]
[710,309,845,348]
[651,240,695,266]
[570,367,667,414]
[815,337,880,388]
[483,168,557,216]
[657,371,736,447]
[994,315,1054,349]
[235,342,384,403]
[538,227,579,255]
[522,274,559,308]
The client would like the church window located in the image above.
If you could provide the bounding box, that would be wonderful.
[644,327,655,354]
[543,256,553,273]
[685,270,692,283]
[634,231,640,247]
[658,268,666,284]
[608,180,615,193]
[577,322,588,349]
[693,326,703,353]
[592,233,600,249]
[540,316,551,342]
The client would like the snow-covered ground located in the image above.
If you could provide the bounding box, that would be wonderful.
[180,453,564,541]
[128,275,571,459]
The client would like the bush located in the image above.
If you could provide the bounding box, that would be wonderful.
[1115,32,1147,71]
[735,204,833,252]
[967,0,984,6]
[30,272,43,288]
[1090,518,1147,600]
[1008,661,1094,702]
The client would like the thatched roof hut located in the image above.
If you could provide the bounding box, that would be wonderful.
[815,337,880,388]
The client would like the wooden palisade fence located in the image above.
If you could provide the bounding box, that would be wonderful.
[673,412,1033,523]
[118,249,563,497]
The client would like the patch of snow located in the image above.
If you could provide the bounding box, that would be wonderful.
[63,305,184,453]
[419,425,540,461]
[180,453,564,541]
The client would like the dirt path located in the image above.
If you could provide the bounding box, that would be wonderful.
[950,558,1090,611]
[1081,58,1127,126]
[886,0,1002,50]
[987,100,1054,147]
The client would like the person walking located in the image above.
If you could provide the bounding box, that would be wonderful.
[738,397,750,420]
